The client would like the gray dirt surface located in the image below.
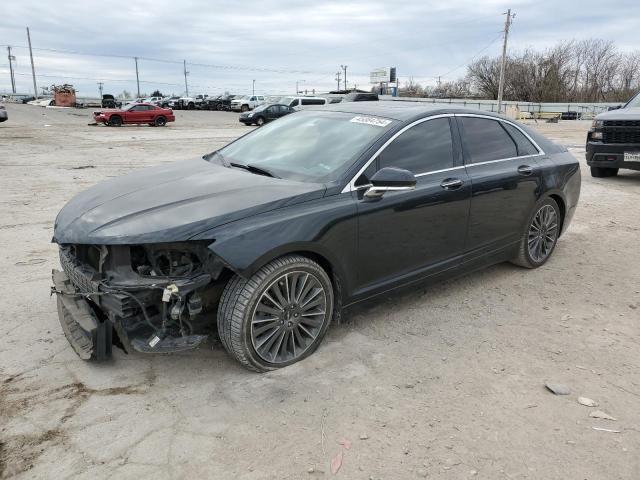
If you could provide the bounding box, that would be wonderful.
[1,104,639,479]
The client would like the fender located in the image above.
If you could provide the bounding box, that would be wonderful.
[191,193,359,297]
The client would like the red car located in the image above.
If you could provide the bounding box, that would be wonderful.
[93,103,175,127]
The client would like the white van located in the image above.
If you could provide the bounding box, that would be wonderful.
[282,96,327,110]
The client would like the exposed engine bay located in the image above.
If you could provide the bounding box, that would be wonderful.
[51,242,229,360]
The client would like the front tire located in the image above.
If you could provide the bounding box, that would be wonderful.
[217,255,334,372]
[109,115,122,127]
[256,116,265,126]
[590,166,618,177]
[241,104,249,112]
[154,116,167,127]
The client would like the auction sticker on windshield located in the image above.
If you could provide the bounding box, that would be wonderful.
[350,116,392,127]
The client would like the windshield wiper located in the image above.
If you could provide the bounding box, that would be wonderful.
[229,162,279,178]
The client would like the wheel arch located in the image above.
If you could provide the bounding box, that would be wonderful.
[548,193,566,234]
[210,242,348,306]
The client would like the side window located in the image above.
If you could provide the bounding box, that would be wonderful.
[301,98,325,106]
[460,117,517,163]
[378,118,454,174]
[501,123,539,156]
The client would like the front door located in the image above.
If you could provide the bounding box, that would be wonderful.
[125,105,151,124]
[354,117,471,293]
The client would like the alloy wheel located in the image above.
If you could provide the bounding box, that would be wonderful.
[250,271,328,364]
[527,204,558,262]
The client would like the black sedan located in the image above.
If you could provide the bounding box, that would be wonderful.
[239,103,294,126]
[52,103,581,372]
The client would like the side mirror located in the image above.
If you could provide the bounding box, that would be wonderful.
[364,167,416,198]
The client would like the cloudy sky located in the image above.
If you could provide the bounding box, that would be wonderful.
[1,0,638,98]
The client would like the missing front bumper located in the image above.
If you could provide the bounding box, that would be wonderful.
[52,269,113,360]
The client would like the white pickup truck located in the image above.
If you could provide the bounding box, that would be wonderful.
[230,95,266,112]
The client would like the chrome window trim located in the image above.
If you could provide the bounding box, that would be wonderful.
[415,165,466,177]
[463,153,542,168]
[341,112,545,194]
[341,114,454,193]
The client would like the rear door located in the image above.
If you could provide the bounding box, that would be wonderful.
[457,115,543,258]
[354,116,471,292]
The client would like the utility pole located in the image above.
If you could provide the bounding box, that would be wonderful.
[26,27,38,98]
[183,60,189,97]
[7,46,16,93]
[252,79,255,96]
[497,9,514,113]
[341,65,347,90]
[335,71,341,91]
[98,82,104,97]
[295,80,304,94]
[134,57,140,98]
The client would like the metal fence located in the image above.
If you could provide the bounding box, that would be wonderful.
[382,95,620,116]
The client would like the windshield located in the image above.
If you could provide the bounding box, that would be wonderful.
[626,92,640,108]
[213,111,396,182]
[122,103,137,111]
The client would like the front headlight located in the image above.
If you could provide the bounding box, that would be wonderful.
[591,131,603,140]
[247,113,254,117]
[591,120,603,129]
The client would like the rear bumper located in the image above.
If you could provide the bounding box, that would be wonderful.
[586,141,640,170]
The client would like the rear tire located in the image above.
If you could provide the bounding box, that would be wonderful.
[109,115,122,127]
[217,255,334,372]
[590,166,618,177]
[511,197,561,269]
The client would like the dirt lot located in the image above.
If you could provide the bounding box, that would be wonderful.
[1,104,638,479]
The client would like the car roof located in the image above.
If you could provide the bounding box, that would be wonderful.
[308,101,507,122]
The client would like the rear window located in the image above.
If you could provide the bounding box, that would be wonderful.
[460,117,517,163]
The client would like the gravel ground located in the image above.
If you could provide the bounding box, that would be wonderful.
[1,104,639,480]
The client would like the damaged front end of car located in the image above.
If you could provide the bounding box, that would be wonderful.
[51,242,228,360]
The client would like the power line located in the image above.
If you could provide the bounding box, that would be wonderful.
[435,33,504,80]
[1,44,331,76]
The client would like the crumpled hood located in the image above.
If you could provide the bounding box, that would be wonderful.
[54,158,325,244]
[595,107,640,121]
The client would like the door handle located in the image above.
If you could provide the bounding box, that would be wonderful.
[440,178,464,190]
[517,165,533,176]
